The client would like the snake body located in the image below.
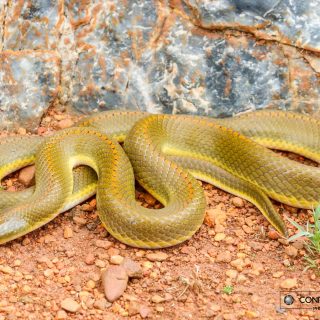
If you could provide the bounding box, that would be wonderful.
[0,110,320,248]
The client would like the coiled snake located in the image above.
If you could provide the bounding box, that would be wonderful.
[0,110,319,248]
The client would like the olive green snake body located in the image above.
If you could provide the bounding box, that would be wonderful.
[0,110,320,248]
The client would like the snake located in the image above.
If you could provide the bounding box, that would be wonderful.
[0,110,320,248]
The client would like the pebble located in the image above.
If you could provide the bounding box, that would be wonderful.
[94,298,111,310]
[85,253,95,265]
[244,310,259,318]
[272,271,284,278]
[216,251,232,263]
[214,233,226,242]
[56,310,68,319]
[110,255,124,265]
[151,294,165,303]
[17,127,27,135]
[205,207,227,227]
[95,240,113,250]
[121,257,142,278]
[285,245,298,257]
[61,298,81,313]
[102,265,128,302]
[127,300,141,316]
[73,216,87,226]
[231,197,245,208]
[283,259,291,267]
[267,230,280,240]
[140,305,151,318]
[58,118,74,129]
[18,165,35,187]
[63,226,73,239]
[146,252,168,262]
[280,278,298,289]
[226,269,238,279]
[0,265,14,275]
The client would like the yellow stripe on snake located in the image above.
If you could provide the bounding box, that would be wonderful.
[0,110,320,248]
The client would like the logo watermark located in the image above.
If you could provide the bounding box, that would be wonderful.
[280,291,320,310]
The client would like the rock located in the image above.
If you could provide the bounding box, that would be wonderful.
[95,240,113,250]
[205,206,227,228]
[61,298,81,313]
[151,294,165,303]
[285,245,298,257]
[267,230,280,240]
[56,310,68,319]
[216,251,232,263]
[146,252,168,262]
[18,165,35,187]
[283,259,291,267]
[280,278,298,289]
[63,226,73,239]
[72,216,87,226]
[231,197,245,208]
[102,266,128,302]
[58,118,74,129]
[110,255,124,265]
[206,302,221,317]
[121,257,142,278]
[140,305,151,318]
[292,238,305,250]
[0,265,14,275]
[226,269,238,279]
[244,310,259,318]
[214,233,226,241]
[85,253,95,265]
[272,271,284,278]
[93,298,111,310]
[127,300,141,316]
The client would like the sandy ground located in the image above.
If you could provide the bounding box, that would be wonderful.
[0,109,319,320]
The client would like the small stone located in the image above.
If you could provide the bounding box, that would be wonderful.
[127,300,141,316]
[94,298,111,310]
[151,294,165,303]
[214,233,226,241]
[81,203,94,212]
[244,310,259,318]
[63,226,73,239]
[216,251,232,263]
[86,280,96,289]
[102,266,128,302]
[146,252,168,262]
[95,259,106,268]
[283,259,291,267]
[285,245,298,257]
[156,306,164,312]
[13,259,21,267]
[280,278,298,289]
[61,298,81,313]
[85,254,95,265]
[292,238,305,250]
[121,257,142,278]
[272,271,284,278]
[58,118,74,129]
[230,258,244,271]
[206,302,221,317]
[140,305,151,318]
[142,193,157,206]
[57,310,68,319]
[0,265,14,275]
[18,165,35,187]
[205,206,227,227]
[226,269,238,279]
[267,230,280,240]
[44,269,54,278]
[17,127,27,135]
[110,255,124,265]
[231,197,244,208]
[95,240,113,250]
[73,216,87,226]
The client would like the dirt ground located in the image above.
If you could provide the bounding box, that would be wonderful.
[0,108,319,320]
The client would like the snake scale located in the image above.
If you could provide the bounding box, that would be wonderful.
[0,110,320,248]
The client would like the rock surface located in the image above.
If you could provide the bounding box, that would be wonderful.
[0,0,319,129]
